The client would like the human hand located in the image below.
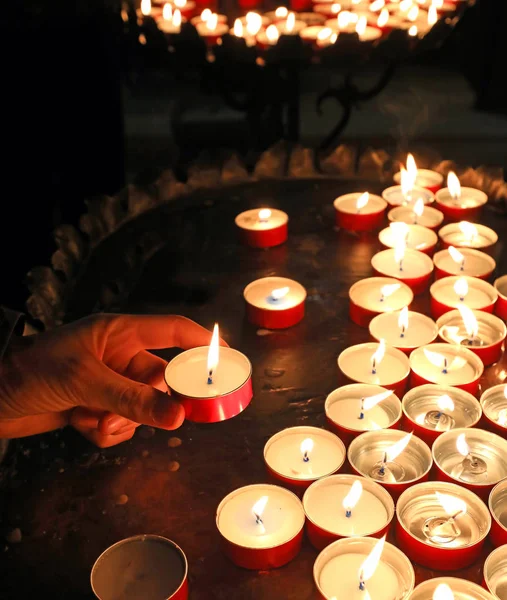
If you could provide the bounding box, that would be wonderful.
[0,314,221,446]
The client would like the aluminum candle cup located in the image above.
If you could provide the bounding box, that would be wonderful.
[164,346,253,423]
[438,222,498,253]
[325,384,402,446]
[348,430,432,501]
[409,343,484,396]
[243,277,306,329]
[484,545,507,598]
[433,428,507,502]
[216,484,305,570]
[409,578,495,600]
[303,475,395,550]
[388,205,444,231]
[371,248,434,295]
[396,481,491,571]
[435,186,488,221]
[313,536,415,600]
[338,342,411,398]
[369,310,438,354]
[437,309,506,366]
[235,208,288,248]
[263,426,346,491]
[433,248,496,281]
[402,384,481,446]
[334,192,387,232]
[349,277,413,328]
[494,275,507,321]
[430,275,498,319]
[489,479,507,547]
[393,169,443,194]
[91,535,188,600]
[382,185,435,207]
[378,224,438,256]
[480,384,507,437]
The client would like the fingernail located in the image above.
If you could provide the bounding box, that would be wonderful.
[103,415,125,433]
[152,396,184,428]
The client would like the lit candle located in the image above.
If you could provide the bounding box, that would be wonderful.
[355,14,382,40]
[216,484,305,569]
[409,578,495,600]
[480,384,507,437]
[315,2,343,17]
[190,9,227,25]
[238,12,270,32]
[256,24,280,47]
[275,11,307,34]
[433,246,496,281]
[484,545,507,599]
[348,277,413,327]
[438,222,498,253]
[300,25,334,45]
[235,208,289,248]
[195,13,229,43]
[489,479,507,548]
[371,245,434,295]
[369,307,438,353]
[435,171,488,221]
[429,275,498,319]
[158,7,184,33]
[388,199,444,230]
[264,6,289,21]
[334,192,387,232]
[383,170,435,207]
[378,222,438,255]
[171,0,195,19]
[164,324,253,423]
[393,154,443,193]
[494,275,507,321]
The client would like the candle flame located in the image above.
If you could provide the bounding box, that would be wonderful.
[141,0,151,15]
[246,11,262,35]
[201,8,211,21]
[432,0,444,8]
[498,408,507,427]
[457,304,479,340]
[406,153,418,181]
[355,15,367,36]
[447,171,461,200]
[380,283,401,299]
[399,0,413,11]
[342,480,363,512]
[275,6,288,17]
[271,286,290,301]
[407,4,419,20]
[458,221,478,244]
[453,277,468,300]
[258,208,272,221]
[448,245,465,266]
[356,192,369,212]
[400,167,414,200]
[456,432,469,457]
[433,584,455,600]
[423,348,467,371]
[370,0,385,11]
[436,492,467,518]
[398,306,409,332]
[386,432,412,462]
[428,4,438,25]
[359,536,386,585]
[330,32,338,43]
[300,437,314,458]
[413,197,425,218]
[371,339,386,370]
[408,25,418,36]
[377,8,389,27]
[394,240,406,268]
[163,3,172,20]
[207,323,220,376]
[286,11,296,32]
[174,0,186,7]
[252,496,269,520]
[234,18,243,36]
[437,394,455,412]
[173,9,181,26]
[338,10,352,28]
[207,12,218,31]
[390,221,410,241]
[331,3,341,13]
[317,27,333,41]
[362,389,393,412]
[266,24,280,42]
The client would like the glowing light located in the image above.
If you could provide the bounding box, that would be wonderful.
[456,432,469,457]
[266,24,280,42]
[390,221,410,242]
[342,480,363,515]
[400,167,414,201]
[174,0,186,7]
[275,6,288,17]
[377,8,389,27]
[394,240,406,270]
[207,323,220,381]
[356,192,369,212]
[399,0,413,11]
[432,0,444,8]
[362,389,393,412]
[428,4,438,25]
[252,496,269,522]
[359,536,386,589]
[330,3,342,13]
[447,171,461,200]
[258,208,272,222]
[386,432,412,462]
[201,8,211,21]
[356,15,367,36]
[234,18,243,37]
[317,27,333,41]
[246,11,263,35]
[435,492,467,518]
[338,10,353,28]
[370,0,385,11]
[300,438,314,461]
[413,198,425,220]
[141,0,151,15]
[206,12,218,31]
[406,153,418,182]
[286,11,296,32]
[370,339,386,372]
[457,304,479,342]
[437,394,455,412]
[407,4,419,20]
[271,286,290,301]
[498,408,507,427]
[380,283,401,300]
[449,245,465,267]
[398,306,409,333]
[163,3,173,20]
[408,24,418,36]
[433,584,455,600]
[453,277,468,301]
[172,8,182,25]
[458,221,478,245]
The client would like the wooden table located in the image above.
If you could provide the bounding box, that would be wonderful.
[1,177,506,599]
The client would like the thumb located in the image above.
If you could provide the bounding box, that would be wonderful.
[93,363,185,430]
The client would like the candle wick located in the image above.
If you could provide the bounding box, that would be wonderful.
[255,514,263,525]
[359,574,366,592]
[379,452,388,476]
[359,398,365,420]
[400,325,405,338]
[459,296,464,302]
[399,259,403,272]
[379,295,385,303]
[435,411,442,419]
[460,260,465,271]
[465,452,478,468]
[345,509,352,518]
[371,359,376,375]
[442,357,448,375]
[207,370,213,385]
[303,452,310,463]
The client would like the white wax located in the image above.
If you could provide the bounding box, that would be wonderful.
[327,399,391,430]
[382,185,434,207]
[256,30,278,45]
[304,482,388,535]
[196,22,229,37]
[319,554,399,600]
[430,276,496,310]
[300,25,329,41]
[165,347,250,398]
[438,223,497,249]
[388,205,444,229]
[369,310,438,349]
[244,277,306,310]
[349,277,413,312]
[158,19,185,33]
[372,248,433,279]
[379,224,437,252]
[436,187,488,209]
[433,248,495,278]
[338,344,410,386]
[238,14,271,27]
[394,169,443,189]
[358,26,382,41]
[334,193,387,216]
[410,346,480,385]
[265,428,345,480]
[217,485,304,548]
[235,208,288,232]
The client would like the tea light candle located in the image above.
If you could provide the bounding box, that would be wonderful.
[190,9,227,25]
[382,184,434,207]
[300,25,333,45]
[402,384,481,446]
[388,202,444,231]
[438,222,498,252]
[435,171,488,221]
[370,9,404,33]
[170,0,195,19]
[430,275,498,319]
[409,343,484,396]
[275,12,307,34]
[334,192,387,232]
[369,308,438,354]
[325,384,402,445]
[216,484,305,569]
[196,13,229,43]
[243,277,306,329]
[432,428,507,502]
[316,3,345,18]
[91,535,188,600]
[433,247,496,281]
[256,24,281,47]
[355,15,383,41]
[313,536,415,600]
[409,578,495,600]
[303,475,395,550]
[494,275,507,321]
[349,277,413,328]
[484,545,507,598]
[378,223,438,256]
[436,307,507,366]
[371,247,434,295]
[264,6,290,21]
[348,430,433,500]
[488,479,507,548]
[338,341,411,398]
[393,154,443,194]
[235,208,288,248]
[396,482,491,571]
[480,384,507,437]
[164,324,252,423]
[263,426,346,490]
[158,7,186,33]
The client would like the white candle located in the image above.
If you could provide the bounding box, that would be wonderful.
[410,343,483,386]
[372,248,434,279]
[388,204,444,229]
[216,484,305,548]
[243,277,305,311]
[235,208,288,232]
[370,309,438,350]
[437,308,506,348]
[433,248,496,278]
[349,277,413,313]
[334,192,387,216]
[438,222,498,250]
[238,13,271,28]
[338,342,410,387]
[264,427,345,481]
[195,16,229,39]
[393,168,443,191]
[382,185,434,207]
[436,185,488,210]
[430,276,497,311]
[379,223,438,253]
[275,14,307,34]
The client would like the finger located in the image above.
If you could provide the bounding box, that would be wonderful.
[0,411,71,439]
[70,407,102,430]
[73,424,137,448]
[112,423,140,436]
[98,412,139,435]
[124,350,167,391]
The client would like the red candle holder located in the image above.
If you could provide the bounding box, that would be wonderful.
[429,275,498,320]
[435,186,488,222]
[244,277,306,329]
[433,248,496,281]
[238,0,262,9]
[349,277,413,328]
[489,479,507,548]
[91,535,188,600]
[494,275,507,321]
[235,208,288,248]
[303,475,395,551]
[480,384,507,437]
[334,192,387,232]
[396,482,491,571]
[290,0,312,11]
[433,428,507,502]
[369,309,438,355]
[371,248,434,296]
[484,545,507,597]
[347,429,432,501]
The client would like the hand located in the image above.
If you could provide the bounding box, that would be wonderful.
[0,314,220,446]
